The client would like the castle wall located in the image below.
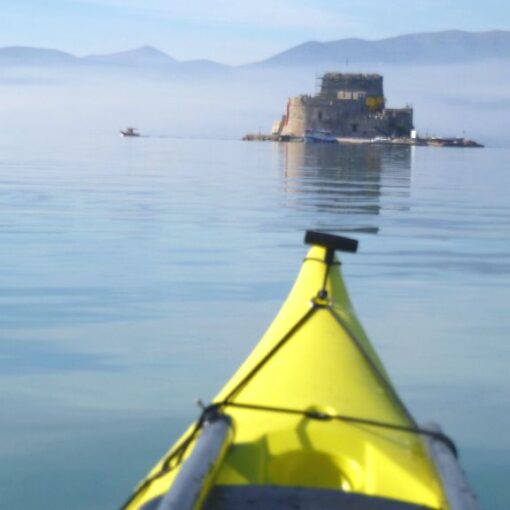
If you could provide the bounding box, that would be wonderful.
[281,97,413,138]
[384,108,414,137]
[281,96,308,137]
[320,73,383,99]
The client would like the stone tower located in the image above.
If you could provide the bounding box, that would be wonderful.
[276,73,413,139]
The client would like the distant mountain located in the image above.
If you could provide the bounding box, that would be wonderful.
[1,31,509,71]
[0,46,79,66]
[84,46,178,67]
[0,45,229,74]
[254,30,510,67]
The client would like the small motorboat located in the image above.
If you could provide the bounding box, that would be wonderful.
[120,127,140,137]
[371,136,393,144]
[118,231,479,510]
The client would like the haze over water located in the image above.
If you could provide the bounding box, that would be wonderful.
[0,134,509,510]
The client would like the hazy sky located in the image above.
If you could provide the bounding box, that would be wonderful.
[2,0,509,64]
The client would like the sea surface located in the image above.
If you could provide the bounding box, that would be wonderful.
[0,135,508,510]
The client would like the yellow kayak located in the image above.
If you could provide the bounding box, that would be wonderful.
[119,231,478,510]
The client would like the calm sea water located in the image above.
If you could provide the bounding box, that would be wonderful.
[0,136,508,510]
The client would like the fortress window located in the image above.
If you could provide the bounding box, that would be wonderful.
[351,123,358,133]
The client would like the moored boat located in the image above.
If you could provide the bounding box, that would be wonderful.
[120,127,140,137]
[371,136,393,144]
[119,231,479,510]
[304,129,338,144]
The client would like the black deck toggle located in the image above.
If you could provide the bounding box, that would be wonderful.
[304,230,358,254]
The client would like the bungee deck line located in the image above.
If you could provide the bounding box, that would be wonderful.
[118,242,458,510]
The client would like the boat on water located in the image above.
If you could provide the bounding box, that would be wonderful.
[119,231,479,510]
[304,129,338,144]
[371,136,393,144]
[120,127,140,137]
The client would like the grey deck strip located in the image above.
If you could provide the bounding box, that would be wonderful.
[203,485,436,510]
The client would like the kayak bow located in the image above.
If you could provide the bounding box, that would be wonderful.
[119,231,478,510]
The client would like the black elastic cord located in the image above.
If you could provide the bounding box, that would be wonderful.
[218,401,458,457]
[303,256,341,266]
[326,304,418,429]
[222,305,318,402]
[319,249,334,296]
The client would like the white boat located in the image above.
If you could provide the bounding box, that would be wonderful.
[120,127,140,137]
[371,136,393,144]
[304,129,337,144]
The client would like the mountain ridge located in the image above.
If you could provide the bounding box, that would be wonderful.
[0,46,80,66]
[84,45,178,66]
[1,30,509,69]
[253,30,510,67]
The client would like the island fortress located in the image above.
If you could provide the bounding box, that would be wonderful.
[273,72,414,139]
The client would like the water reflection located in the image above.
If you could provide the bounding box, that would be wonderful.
[279,142,412,234]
